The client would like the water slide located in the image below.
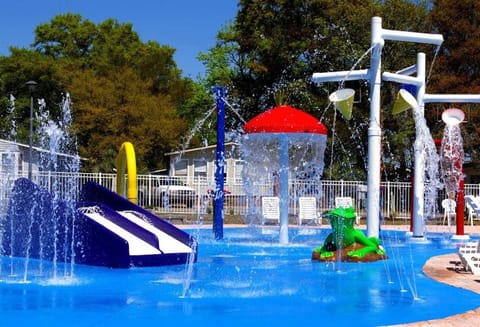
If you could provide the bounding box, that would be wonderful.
[78,181,197,267]
[3,178,197,268]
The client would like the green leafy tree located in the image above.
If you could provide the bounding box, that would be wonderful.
[33,13,97,59]
[64,67,187,172]
[0,13,203,172]
[0,48,66,145]
[200,0,431,180]
[428,0,480,173]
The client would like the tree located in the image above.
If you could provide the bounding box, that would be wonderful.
[33,13,97,59]
[428,0,480,173]
[0,14,204,173]
[0,48,67,145]
[200,0,431,180]
[62,67,187,172]
[428,0,480,94]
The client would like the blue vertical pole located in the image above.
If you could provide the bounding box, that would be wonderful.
[213,86,226,240]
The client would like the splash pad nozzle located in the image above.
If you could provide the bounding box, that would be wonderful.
[442,108,465,126]
[329,88,355,120]
[392,89,419,114]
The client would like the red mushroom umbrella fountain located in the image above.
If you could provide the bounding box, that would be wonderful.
[242,105,328,243]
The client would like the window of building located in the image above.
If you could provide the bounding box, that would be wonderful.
[174,159,188,176]
[193,159,207,178]
[17,153,23,174]
[1,152,16,174]
[234,160,244,184]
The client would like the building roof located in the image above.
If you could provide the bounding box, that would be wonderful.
[0,138,85,160]
[165,141,238,156]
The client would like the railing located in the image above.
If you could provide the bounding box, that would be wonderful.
[0,172,472,221]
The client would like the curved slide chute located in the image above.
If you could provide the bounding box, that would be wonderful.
[116,141,137,204]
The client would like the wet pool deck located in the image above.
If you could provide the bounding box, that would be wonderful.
[179,223,480,326]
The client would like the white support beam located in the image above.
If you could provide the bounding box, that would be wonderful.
[312,69,370,83]
[424,94,480,103]
[381,28,444,46]
[382,72,423,86]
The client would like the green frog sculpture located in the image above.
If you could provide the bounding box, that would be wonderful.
[312,206,387,262]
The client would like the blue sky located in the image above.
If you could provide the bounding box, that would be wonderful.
[0,0,238,78]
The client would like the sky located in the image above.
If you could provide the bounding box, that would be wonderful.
[0,0,238,78]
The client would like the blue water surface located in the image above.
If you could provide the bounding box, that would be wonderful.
[1,227,478,326]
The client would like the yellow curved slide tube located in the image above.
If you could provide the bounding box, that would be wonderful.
[116,141,137,204]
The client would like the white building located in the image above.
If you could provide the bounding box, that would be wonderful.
[0,138,80,175]
[165,142,244,188]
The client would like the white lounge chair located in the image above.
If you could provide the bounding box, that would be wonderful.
[298,197,320,225]
[461,252,480,275]
[465,195,480,226]
[459,240,479,254]
[458,240,480,272]
[261,196,280,224]
[441,198,456,227]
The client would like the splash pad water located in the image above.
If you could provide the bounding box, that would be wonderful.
[1,227,479,326]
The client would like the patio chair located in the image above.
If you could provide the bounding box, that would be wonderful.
[334,197,359,224]
[297,197,320,225]
[458,240,480,272]
[441,198,456,227]
[465,195,480,226]
[261,196,280,224]
[460,252,480,275]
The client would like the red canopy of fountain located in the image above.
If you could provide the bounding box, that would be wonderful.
[244,105,327,134]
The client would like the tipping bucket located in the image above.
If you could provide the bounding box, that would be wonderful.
[392,89,418,114]
[329,88,355,120]
[442,108,465,126]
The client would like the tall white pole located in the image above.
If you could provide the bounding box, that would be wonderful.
[412,53,426,237]
[366,17,383,238]
[312,16,445,239]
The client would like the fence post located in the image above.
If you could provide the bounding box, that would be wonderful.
[385,181,390,221]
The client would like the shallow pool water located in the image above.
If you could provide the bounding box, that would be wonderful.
[1,227,478,326]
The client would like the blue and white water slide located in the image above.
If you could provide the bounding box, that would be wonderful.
[3,178,197,268]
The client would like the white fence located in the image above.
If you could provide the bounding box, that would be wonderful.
[0,172,471,220]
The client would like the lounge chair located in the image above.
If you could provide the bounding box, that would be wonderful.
[335,197,359,224]
[458,240,480,272]
[297,197,320,225]
[461,252,480,275]
[465,195,480,226]
[261,196,280,224]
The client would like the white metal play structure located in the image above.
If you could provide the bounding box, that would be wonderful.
[313,16,480,239]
